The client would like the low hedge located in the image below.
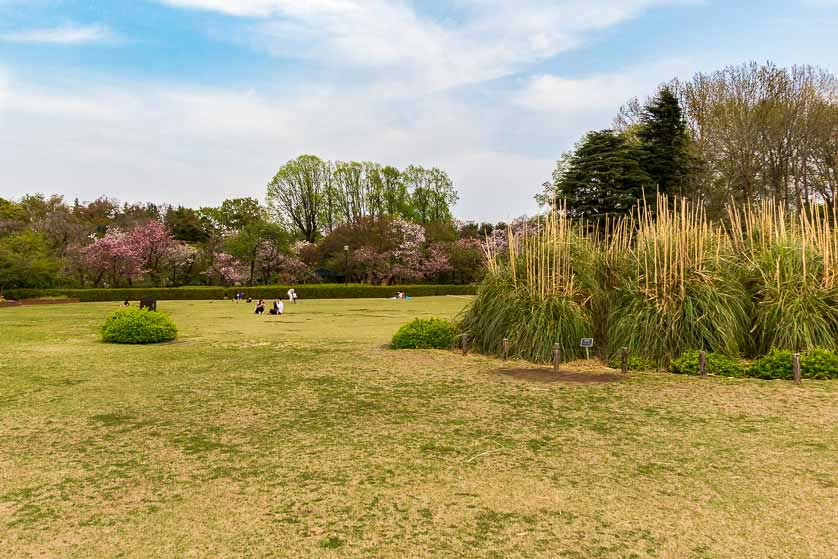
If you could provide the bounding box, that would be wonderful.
[607,353,657,371]
[749,348,838,380]
[4,284,476,302]
[670,351,749,377]
[669,348,838,380]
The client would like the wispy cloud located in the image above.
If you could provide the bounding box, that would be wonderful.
[0,68,557,220]
[158,0,689,94]
[517,60,695,114]
[0,24,118,45]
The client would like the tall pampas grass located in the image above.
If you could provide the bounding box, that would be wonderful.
[459,209,595,363]
[607,196,750,365]
[729,200,838,353]
[460,195,836,365]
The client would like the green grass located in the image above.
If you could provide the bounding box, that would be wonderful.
[1,297,836,558]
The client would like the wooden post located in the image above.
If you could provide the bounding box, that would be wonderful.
[793,353,801,385]
[621,347,628,374]
[461,334,468,356]
[553,344,561,371]
[699,351,707,376]
[502,338,510,360]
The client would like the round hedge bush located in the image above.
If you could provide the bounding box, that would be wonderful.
[101,307,178,344]
[391,318,456,350]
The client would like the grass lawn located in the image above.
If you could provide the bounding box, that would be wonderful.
[1,297,836,558]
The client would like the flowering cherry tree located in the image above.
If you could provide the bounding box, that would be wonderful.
[273,254,315,284]
[351,246,389,284]
[128,220,177,285]
[422,242,453,280]
[80,228,145,287]
[166,241,198,285]
[204,252,248,286]
[387,218,425,282]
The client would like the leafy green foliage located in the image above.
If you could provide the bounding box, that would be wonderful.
[101,308,178,344]
[0,231,60,290]
[668,348,838,380]
[670,351,748,377]
[391,318,456,350]
[749,348,838,380]
[606,353,657,371]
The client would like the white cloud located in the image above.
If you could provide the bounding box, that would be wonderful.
[0,24,117,45]
[157,0,358,18]
[0,2,703,221]
[517,60,696,114]
[0,70,553,220]
[160,0,691,94]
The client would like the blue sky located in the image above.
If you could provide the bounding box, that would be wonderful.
[1,0,837,221]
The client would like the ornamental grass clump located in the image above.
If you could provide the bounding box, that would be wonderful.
[607,196,750,366]
[460,194,834,367]
[459,210,596,363]
[729,201,838,354]
[101,307,178,344]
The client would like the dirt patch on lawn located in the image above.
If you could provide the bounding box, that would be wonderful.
[496,368,622,384]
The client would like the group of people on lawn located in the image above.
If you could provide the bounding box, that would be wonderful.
[253,288,297,315]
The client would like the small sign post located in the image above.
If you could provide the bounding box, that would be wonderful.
[580,338,594,360]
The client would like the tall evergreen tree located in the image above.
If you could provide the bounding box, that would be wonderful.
[553,130,652,219]
[636,86,690,197]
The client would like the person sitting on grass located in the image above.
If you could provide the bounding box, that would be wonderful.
[255,299,265,315]
[122,299,130,307]
[270,298,284,316]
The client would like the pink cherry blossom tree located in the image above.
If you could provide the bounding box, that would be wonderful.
[128,220,177,286]
[386,218,425,283]
[80,228,145,287]
[422,242,453,280]
[166,241,198,286]
[204,252,248,286]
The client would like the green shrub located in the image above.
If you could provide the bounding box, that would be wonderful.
[391,318,456,350]
[670,351,748,377]
[607,353,657,371]
[6,284,475,302]
[101,308,178,344]
[802,348,838,380]
[749,348,838,380]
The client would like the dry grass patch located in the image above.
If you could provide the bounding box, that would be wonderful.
[0,298,836,558]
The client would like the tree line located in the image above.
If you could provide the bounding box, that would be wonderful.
[542,61,838,218]
[0,162,492,291]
